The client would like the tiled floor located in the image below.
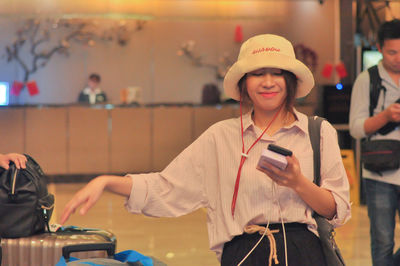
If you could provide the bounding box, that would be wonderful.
[51,183,400,266]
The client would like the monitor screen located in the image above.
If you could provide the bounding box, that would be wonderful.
[323,84,352,124]
[363,50,382,71]
[0,82,9,106]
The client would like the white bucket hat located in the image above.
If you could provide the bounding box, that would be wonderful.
[223,34,315,100]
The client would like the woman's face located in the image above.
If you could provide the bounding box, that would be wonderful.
[245,67,287,113]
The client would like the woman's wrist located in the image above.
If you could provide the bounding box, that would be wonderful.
[95,175,132,196]
[291,174,310,194]
[94,175,111,190]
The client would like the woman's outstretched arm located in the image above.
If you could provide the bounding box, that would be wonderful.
[60,175,133,224]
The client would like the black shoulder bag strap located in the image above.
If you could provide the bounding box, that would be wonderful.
[308,116,324,185]
[368,65,384,117]
[367,65,400,135]
[308,116,346,266]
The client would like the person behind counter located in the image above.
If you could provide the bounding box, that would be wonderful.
[61,34,350,265]
[78,73,108,105]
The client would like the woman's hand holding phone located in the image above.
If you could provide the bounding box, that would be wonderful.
[257,144,305,189]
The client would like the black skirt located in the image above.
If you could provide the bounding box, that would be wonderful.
[221,223,326,266]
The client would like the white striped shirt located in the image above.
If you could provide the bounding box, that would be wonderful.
[125,109,351,260]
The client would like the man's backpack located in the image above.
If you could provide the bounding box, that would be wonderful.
[0,154,54,238]
[368,65,400,135]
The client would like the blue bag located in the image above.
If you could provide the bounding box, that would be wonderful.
[56,250,164,266]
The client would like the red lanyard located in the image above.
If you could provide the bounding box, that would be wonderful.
[231,96,283,218]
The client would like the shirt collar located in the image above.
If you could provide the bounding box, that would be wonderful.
[83,87,102,95]
[241,110,254,132]
[293,109,310,135]
[241,108,309,136]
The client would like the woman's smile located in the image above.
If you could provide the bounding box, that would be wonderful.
[259,91,279,98]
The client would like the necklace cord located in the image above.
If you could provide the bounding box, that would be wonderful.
[231,96,284,217]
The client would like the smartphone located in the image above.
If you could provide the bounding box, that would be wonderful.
[257,144,292,171]
[267,144,293,156]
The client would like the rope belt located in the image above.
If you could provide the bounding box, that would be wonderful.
[244,225,280,266]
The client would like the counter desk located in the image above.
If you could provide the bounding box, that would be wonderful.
[0,104,251,175]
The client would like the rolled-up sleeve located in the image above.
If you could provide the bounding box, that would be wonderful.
[124,131,214,217]
[124,174,149,213]
[320,121,351,226]
[349,71,370,139]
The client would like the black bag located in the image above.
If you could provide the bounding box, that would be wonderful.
[0,154,54,238]
[308,116,345,266]
[361,139,400,175]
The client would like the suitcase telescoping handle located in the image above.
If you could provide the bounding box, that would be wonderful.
[62,242,116,261]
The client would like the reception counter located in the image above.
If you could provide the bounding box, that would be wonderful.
[0,104,315,175]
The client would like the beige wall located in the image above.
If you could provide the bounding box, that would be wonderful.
[0,1,338,106]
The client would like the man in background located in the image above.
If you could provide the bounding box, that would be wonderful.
[349,19,400,266]
[78,73,107,104]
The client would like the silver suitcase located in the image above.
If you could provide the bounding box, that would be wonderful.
[1,227,116,266]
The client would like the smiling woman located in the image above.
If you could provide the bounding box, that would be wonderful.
[239,68,298,121]
[218,35,350,266]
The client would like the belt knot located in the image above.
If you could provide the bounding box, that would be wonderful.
[244,225,279,266]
